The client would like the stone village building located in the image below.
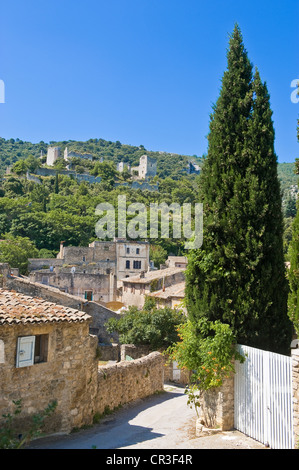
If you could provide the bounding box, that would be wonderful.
[28,239,150,305]
[2,261,299,446]
[147,282,186,311]
[119,267,186,309]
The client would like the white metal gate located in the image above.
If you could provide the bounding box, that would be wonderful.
[234,344,294,449]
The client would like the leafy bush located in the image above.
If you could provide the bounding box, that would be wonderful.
[167,318,245,417]
[105,300,186,350]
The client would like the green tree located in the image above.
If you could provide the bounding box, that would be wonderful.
[0,235,39,274]
[11,160,27,175]
[185,25,291,354]
[105,304,186,350]
[24,154,41,172]
[150,244,168,268]
[91,161,116,180]
[288,121,299,335]
[54,173,59,194]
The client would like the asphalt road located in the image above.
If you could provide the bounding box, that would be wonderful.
[28,384,266,450]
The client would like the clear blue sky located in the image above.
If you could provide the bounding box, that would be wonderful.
[0,0,298,162]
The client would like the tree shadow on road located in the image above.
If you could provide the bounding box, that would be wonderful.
[28,385,188,449]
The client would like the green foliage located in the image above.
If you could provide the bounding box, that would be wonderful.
[185,25,292,354]
[149,244,168,268]
[105,303,186,350]
[0,132,294,279]
[0,235,39,274]
[0,399,57,449]
[288,130,299,335]
[167,318,245,416]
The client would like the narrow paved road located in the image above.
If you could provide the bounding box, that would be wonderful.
[28,384,266,450]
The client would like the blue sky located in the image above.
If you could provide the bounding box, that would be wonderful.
[0,0,298,163]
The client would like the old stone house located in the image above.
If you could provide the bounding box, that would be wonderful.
[147,281,186,312]
[120,267,185,309]
[0,287,99,434]
[164,255,188,269]
[0,286,165,437]
[28,239,150,304]
[29,266,116,304]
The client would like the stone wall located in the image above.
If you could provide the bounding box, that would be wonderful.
[0,267,119,344]
[0,322,99,434]
[29,269,116,304]
[96,352,164,416]
[34,167,101,184]
[28,258,64,271]
[0,319,164,437]
[120,344,152,361]
[201,373,235,430]
[120,344,191,385]
[97,343,120,361]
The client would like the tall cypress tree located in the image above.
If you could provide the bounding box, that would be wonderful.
[288,121,299,335]
[185,25,292,354]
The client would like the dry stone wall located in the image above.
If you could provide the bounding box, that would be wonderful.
[0,268,119,343]
[96,352,164,416]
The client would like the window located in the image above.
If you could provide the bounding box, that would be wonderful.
[83,256,86,262]
[133,260,141,269]
[126,247,130,254]
[126,260,130,269]
[16,335,49,368]
[41,276,49,285]
[34,335,49,364]
[136,248,140,254]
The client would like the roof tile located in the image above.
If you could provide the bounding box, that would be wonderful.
[0,288,91,325]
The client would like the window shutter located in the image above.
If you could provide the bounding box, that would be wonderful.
[16,336,35,368]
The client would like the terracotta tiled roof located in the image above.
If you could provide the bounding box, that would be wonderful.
[148,282,185,300]
[121,267,185,284]
[0,288,91,325]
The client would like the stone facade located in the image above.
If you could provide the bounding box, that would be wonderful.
[115,240,150,281]
[201,373,235,430]
[0,263,119,343]
[120,344,191,385]
[29,267,116,304]
[0,285,165,437]
[0,289,99,434]
[138,155,157,179]
[64,147,93,161]
[147,282,185,311]
[120,267,185,308]
[131,155,157,180]
[29,239,150,290]
[46,147,61,166]
[96,352,164,416]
